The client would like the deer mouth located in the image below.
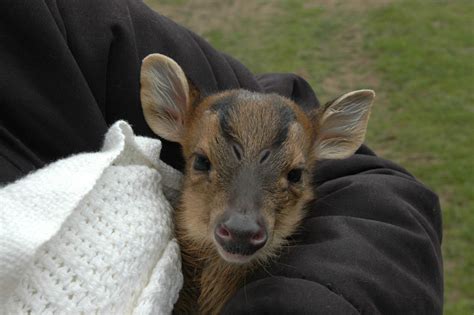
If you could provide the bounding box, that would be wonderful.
[215,243,257,264]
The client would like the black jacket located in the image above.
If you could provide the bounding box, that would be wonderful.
[0,0,443,313]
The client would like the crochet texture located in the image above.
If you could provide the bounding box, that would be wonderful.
[0,121,183,314]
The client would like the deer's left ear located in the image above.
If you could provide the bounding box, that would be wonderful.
[140,53,190,143]
[314,90,375,160]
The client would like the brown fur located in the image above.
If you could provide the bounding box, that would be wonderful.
[173,91,316,314]
[140,53,374,314]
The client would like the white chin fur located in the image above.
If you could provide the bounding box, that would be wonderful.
[216,244,255,264]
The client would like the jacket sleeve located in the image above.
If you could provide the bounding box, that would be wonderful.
[0,0,260,184]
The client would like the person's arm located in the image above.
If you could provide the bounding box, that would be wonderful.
[0,0,260,183]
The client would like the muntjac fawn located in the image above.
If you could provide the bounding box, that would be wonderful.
[140,54,375,314]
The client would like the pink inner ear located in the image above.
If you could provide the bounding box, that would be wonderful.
[165,108,179,120]
[164,108,183,125]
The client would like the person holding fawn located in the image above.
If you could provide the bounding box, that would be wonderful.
[0,0,443,314]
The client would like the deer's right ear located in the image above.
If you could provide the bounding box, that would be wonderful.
[140,54,190,143]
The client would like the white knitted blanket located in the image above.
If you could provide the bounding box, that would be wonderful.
[0,121,183,314]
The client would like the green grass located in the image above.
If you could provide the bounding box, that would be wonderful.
[365,1,474,313]
[146,0,474,313]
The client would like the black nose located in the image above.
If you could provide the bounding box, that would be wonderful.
[215,214,267,256]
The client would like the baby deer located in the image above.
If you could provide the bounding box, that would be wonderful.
[140,54,375,314]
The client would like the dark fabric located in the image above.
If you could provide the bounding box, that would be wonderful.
[0,0,443,314]
[256,73,321,113]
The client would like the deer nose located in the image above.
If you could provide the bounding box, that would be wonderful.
[215,214,267,256]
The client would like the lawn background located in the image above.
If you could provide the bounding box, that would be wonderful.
[144,0,474,313]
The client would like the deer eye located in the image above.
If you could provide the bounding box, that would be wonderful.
[193,154,211,172]
[287,168,303,183]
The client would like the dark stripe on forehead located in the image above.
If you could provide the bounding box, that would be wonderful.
[210,94,238,142]
[210,92,296,146]
[273,104,295,147]
[210,93,238,113]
